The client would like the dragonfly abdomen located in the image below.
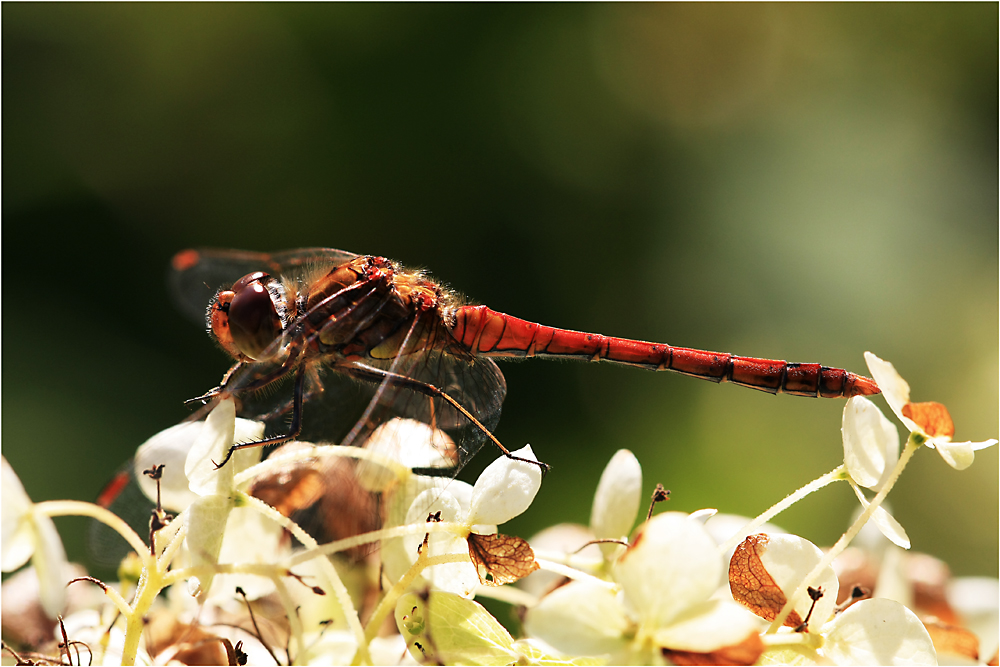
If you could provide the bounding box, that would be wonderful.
[449,305,879,398]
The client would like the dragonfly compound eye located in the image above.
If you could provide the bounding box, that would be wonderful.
[227,272,284,361]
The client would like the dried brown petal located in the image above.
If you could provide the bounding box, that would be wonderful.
[923,620,979,661]
[467,532,540,586]
[249,465,325,517]
[248,445,381,559]
[147,621,229,665]
[663,632,765,666]
[902,401,955,438]
[906,553,958,624]
[728,534,803,627]
[832,547,878,605]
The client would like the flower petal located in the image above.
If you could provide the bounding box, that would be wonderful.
[689,508,718,524]
[403,488,465,557]
[397,591,519,665]
[31,507,68,618]
[381,475,470,586]
[653,597,765,653]
[704,513,789,575]
[947,576,999,661]
[467,445,542,526]
[402,488,479,597]
[731,533,839,628]
[211,505,286,601]
[864,353,917,432]
[186,399,238,495]
[842,397,899,490]
[932,440,975,471]
[590,449,642,560]
[518,523,597,599]
[614,512,722,628]
[523,581,631,658]
[849,485,910,549]
[134,422,205,511]
[186,494,234,599]
[821,598,936,665]
[1,458,35,572]
[365,418,457,470]
[902,402,954,439]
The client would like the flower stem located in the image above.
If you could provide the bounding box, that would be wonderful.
[359,551,470,659]
[767,435,921,632]
[721,465,847,555]
[35,500,151,568]
[239,492,370,665]
[286,521,469,567]
[534,559,618,590]
[233,444,407,489]
[120,557,167,665]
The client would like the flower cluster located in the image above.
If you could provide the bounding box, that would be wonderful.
[1,353,996,666]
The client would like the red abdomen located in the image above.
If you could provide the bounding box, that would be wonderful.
[449,305,879,398]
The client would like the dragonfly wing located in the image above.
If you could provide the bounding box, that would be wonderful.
[169,247,359,325]
[346,316,508,466]
[87,462,154,572]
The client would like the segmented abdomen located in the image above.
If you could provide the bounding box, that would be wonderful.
[449,305,879,398]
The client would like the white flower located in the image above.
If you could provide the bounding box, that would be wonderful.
[590,449,643,560]
[730,533,841,631]
[732,533,936,666]
[839,398,911,548]
[525,512,765,663]
[358,418,457,484]
[134,400,285,602]
[388,444,543,598]
[1,457,69,618]
[865,352,997,470]
[466,444,543,526]
[819,598,936,665]
[842,396,900,491]
[133,410,265,513]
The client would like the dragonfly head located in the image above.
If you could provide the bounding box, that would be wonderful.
[209,271,289,361]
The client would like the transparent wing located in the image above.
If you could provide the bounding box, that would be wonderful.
[212,308,507,465]
[169,247,359,325]
[343,313,508,467]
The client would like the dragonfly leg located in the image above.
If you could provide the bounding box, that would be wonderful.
[345,362,550,477]
[182,361,245,405]
[213,366,306,469]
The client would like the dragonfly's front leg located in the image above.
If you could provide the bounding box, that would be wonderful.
[213,365,307,469]
[183,360,246,406]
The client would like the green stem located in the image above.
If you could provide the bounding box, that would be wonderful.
[473,584,538,608]
[720,465,847,555]
[767,434,921,632]
[239,491,369,665]
[120,558,167,665]
[35,500,151,568]
[359,551,470,659]
[534,559,617,590]
[285,521,468,567]
[156,521,188,571]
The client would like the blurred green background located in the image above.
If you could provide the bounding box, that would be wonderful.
[3,4,996,581]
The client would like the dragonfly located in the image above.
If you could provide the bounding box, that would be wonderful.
[170,247,880,475]
[90,247,880,565]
